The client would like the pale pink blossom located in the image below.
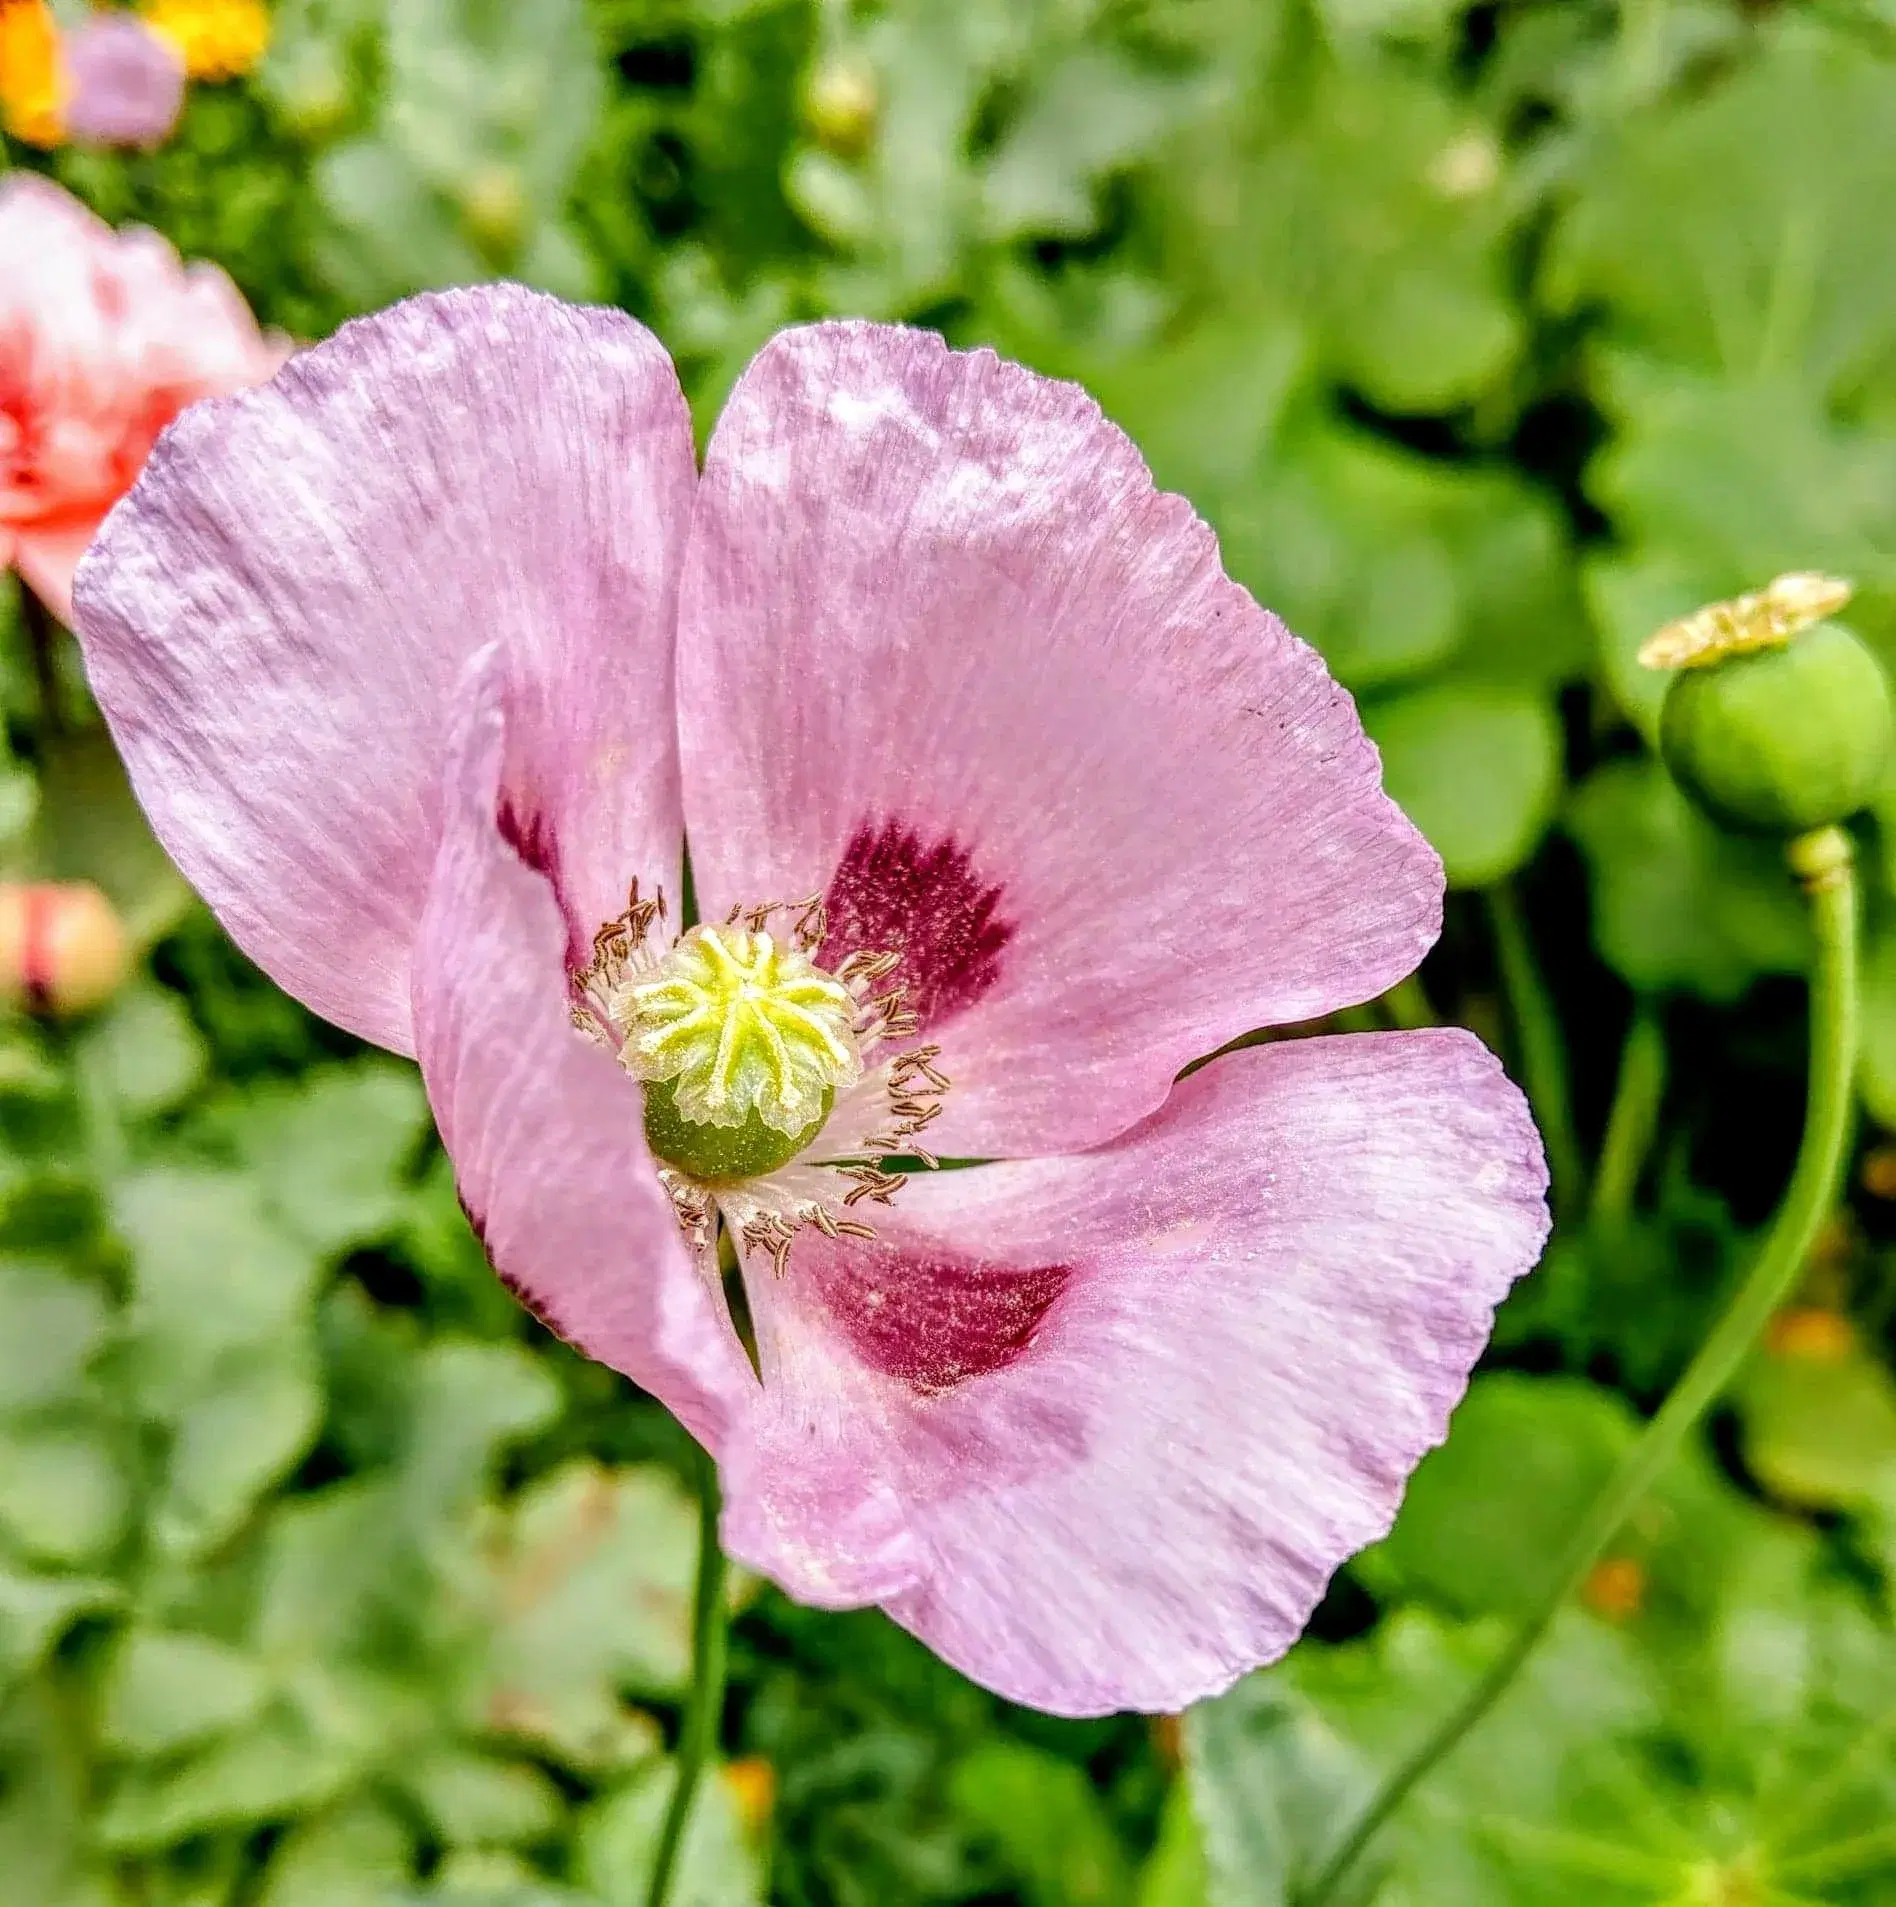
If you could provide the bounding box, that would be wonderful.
[0,175,282,623]
[65,12,186,149]
[71,288,1548,1715]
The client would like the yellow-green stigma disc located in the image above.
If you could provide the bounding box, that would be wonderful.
[612,923,862,1182]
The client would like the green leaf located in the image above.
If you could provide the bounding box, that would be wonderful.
[475,1462,699,1768]
[392,1340,563,1532]
[149,1338,324,1560]
[0,1682,118,1907]
[578,1757,765,1907]
[1135,1783,1210,1907]
[0,1262,110,1415]
[101,1630,271,1758]
[1184,1678,1373,1907]
[78,984,209,1123]
[1361,1373,1766,1636]
[0,1563,121,1692]
[1566,757,1809,1001]
[948,1739,1133,1907]
[1545,32,1896,400]
[979,47,1192,241]
[1580,354,1896,686]
[1161,59,1519,410]
[230,1063,432,1256]
[1737,1318,1896,1513]
[34,728,190,947]
[1363,683,1562,887]
[112,1166,323,1420]
[399,1751,566,1849]
[97,1704,359,1853]
[0,1413,130,1566]
[257,1798,417,1907]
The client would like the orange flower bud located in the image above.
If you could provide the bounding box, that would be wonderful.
[0,881,131,1017]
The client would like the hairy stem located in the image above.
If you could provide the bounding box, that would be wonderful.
[1303,826,1860,1906]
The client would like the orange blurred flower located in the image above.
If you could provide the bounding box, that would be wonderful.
[1581,1556,1647,1623]
[1764,1306,1857,1364]
[722,1756,776,1838]
[0,0,67,147]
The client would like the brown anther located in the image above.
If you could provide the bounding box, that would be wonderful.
[741,1213,798,1278]
[839,1165,906,1207]
[792,894,828,948]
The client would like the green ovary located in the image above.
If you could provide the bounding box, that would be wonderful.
[642,1075,835,1182]
[613,924,863,1182]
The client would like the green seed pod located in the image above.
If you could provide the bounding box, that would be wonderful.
[642,1076,833,1184]
[1658,619,1893,836]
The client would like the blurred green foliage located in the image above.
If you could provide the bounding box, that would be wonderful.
[7,0,1896,1901]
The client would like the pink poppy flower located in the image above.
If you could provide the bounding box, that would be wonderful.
[64,11,186,150]
[0,174,284,625]
[71,288,1548,1715]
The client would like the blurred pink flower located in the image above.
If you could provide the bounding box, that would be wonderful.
[65,11,186,149]
[71,288,1548,1715]
[0,174,283,624]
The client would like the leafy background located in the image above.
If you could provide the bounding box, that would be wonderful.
[6,0,1896,1901]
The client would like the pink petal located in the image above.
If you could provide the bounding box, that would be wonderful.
[12,518,101,624]
[64,14,186,150]
[71,287,696,1056]
[413,648,752,1451]
[719,1030,1548,1715]
[676,322,1441,1158]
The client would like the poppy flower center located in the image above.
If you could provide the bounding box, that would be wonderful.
[611,923,863,1182]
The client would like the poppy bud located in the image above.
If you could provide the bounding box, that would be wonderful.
[1644,574,1893,836]
[460,164,528,267]
[0,881,132,1017]
[803,55,877,157]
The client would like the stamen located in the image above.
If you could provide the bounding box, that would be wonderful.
[572,887,955,1275]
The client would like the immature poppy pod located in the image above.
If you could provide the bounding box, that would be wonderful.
[71,289,1549,1715]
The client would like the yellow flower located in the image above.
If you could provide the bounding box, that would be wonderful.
[140,0,269,81]
[0,0,68,147]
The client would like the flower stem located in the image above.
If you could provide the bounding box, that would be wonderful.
[1487,880,1585,1220]
[1589,1004,1667,1232]
[645,1447,730,1907]
[1302,825,1860,1907]
[20,585,67,742]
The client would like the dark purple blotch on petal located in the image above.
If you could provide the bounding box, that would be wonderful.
[459,1185,576,1345]
[496,794,559,884]
[819,819,1013,1031]
[813,1243,1071,1395]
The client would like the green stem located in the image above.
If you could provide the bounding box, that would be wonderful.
[1302,826,1860,1907]
[1487,881,1585,1219]
[645,1446,730,1907]
[20,585,67,743]
[1381,973,1435,1032]
[1589,1004,1667,1231]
